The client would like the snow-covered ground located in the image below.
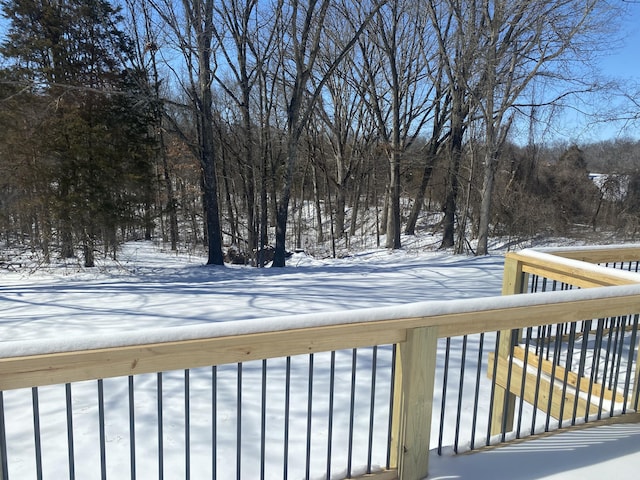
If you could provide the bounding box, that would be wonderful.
[1,241,638,479]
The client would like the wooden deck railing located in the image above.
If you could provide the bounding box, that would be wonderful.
[1,245,640,480]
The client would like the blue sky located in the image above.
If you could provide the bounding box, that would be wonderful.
[572,1,640,142]
[600,2,640,80]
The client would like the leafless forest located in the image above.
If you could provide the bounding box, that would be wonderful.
[1,0,639,268]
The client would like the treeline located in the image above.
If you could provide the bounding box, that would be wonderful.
[0,0,636,267]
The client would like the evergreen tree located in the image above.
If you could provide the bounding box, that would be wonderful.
[0,0,155,265]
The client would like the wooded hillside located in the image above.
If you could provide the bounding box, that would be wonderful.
[0,0,638,267]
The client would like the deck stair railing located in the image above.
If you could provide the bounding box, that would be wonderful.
[0,245,640,480]
[488,246,640,442]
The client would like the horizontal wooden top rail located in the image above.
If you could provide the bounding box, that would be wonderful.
[2,285,640,391]
[507,250,640,288]
[539,245,640,264]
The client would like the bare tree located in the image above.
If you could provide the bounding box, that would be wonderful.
[357,0,435,249]
[474,0,618,255]
[313,12,377,241]
[427,0,480,250]
[124,0,181,251]
[209,0,284,262]
[149,0,225,265]
[270,0,383,266]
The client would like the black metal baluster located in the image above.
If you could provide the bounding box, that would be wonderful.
[622,315,639,414]
[386,345,397,469]
[470,333,484,450]
[65,383,75,480]
[98,380,106,480]
[438,337,451,453]
[261,360,267,480]
[516,328,533,438]
[0,391,8,480]
[31,387,42,480]
[212,366,217,480]
[454,335,467,453]
[367,347,377,473]
[305,354,314,480]
[236,364,242,480]
[559,322,577,426]
[283,357,291,480]
[128,377,136,480]
[185,369,190,480]
[326,352,335,480]
[157,373,163,480]
[347,349,356,477]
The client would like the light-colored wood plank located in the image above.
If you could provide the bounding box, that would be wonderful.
[396,327,438,480]
[389,344,403,471]
[505,251,640,288]
[488,352,599,421]
[548,247,640,264]
[512,346,626,403]
[343,470,397,480]
[3,292,640,391]
[490,255,527,436]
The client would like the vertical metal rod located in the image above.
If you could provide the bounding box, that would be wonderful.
[185,369,190,480]
[598,318,616,419]
[573,320,591,424]
[212,366,217,480]
[128,377,136,480]
[609,317,624,390]
[438,337,451,454]
[470,333,484,450]
[347,349,357,477]
[544,325,563,432]
[261,360,267,480]
[386,345,396,468]
[65,383,75,480]
[367,346,378,473]
[305,354,314,480]
[516,328,533,438]
[97,379,106,480]
[283,357,291,480]
[622,315,639,414]
[0,391,8,480]
[559,322,577,425]
[325,351,336,480]
[454,335,468,453]
[31,387,43,480]
[530,325,546,436]
[545,320,554,361]
[530,274,538,293]
[236,364,242,480]
[535,326,543,356]
[586,319,605,422]
[157,372,164,480]
[487,331,501,445]
[500,330,517,442]
[610,316,628,416]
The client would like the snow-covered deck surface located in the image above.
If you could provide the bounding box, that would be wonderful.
[429,420,640,479]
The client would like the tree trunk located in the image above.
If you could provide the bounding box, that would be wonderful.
[273,135,297,267]
[476,152,497,255]
[386,149,402,249]
[405,141,437,235]
[440,98,464,249]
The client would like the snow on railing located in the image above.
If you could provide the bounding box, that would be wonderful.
[1,246,640,480]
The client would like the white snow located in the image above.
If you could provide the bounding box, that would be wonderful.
[1,241,639,479]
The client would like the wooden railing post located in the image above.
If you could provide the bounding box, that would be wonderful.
[390,326,438,480]
[490,254,528,437]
